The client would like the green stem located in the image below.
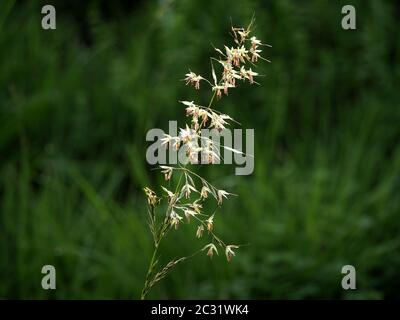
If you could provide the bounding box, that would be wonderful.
[140,241,159,300]
[207,89,217,110]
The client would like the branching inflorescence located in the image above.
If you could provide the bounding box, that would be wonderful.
[141,19,270,299]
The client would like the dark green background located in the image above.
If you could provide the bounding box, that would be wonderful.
[0,0,399,299]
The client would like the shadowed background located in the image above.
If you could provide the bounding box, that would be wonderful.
[0,0,399,299]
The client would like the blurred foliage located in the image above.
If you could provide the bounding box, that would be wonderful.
[0,0,399,299]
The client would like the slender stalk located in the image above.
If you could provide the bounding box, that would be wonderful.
[140,241,159,300]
